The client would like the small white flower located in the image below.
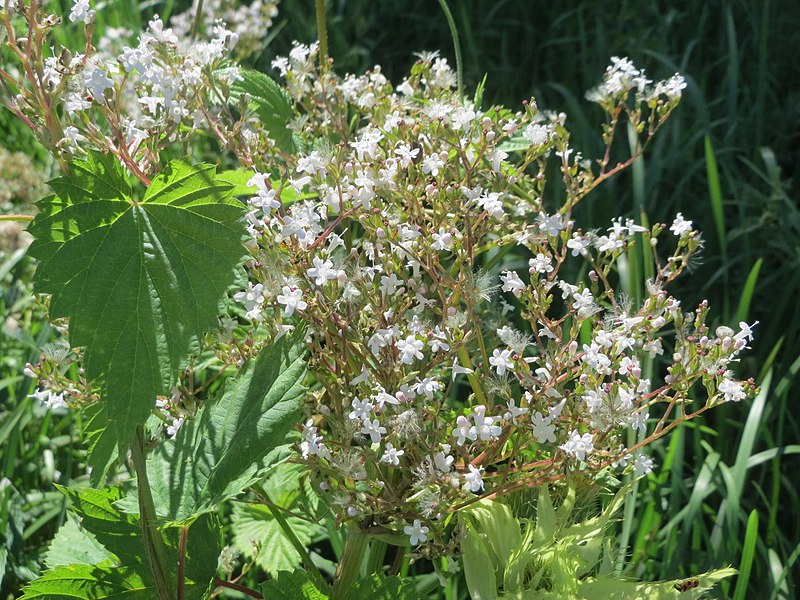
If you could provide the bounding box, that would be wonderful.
[414,377,441,400]
[719,376,746,403]
[348,398,374,421]
[360,418,387,444]
[452,415,473,446]
[476,192,504,218]
[396,335,424,364]
[433,450,454,473]
[167,417,184,438]
[500,271,526,297]
[504,399,529,424]
[380,443,404,466]
[61,126,86,153]
[69,0,95,24]
[529,253,554,274]
[451,358,474,380]
[559,430,594,461]
[431,227,454,251]
[463,464,484,493]
[404,519,430,545]
[523,123,549,146]
[307,257,339,286]
[633,452,655,477]
[670,213,693,237]
[469,405,502,442]
[489,348,514,376]
[276,286,307,317]
[531,411,556,444]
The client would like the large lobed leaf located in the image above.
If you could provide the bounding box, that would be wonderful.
[144,332,307,523]
[27,152,247,447]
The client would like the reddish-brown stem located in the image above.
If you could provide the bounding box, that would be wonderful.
[213,577,263,599]
[177,526,188,600]
[307,209,355,250]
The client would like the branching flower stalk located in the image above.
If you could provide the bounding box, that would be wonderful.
[8,0,758,591]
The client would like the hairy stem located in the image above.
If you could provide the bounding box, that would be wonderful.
[333,525,368,600]
[131,426,175,600]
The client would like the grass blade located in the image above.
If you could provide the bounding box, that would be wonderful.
[734,258,763,324]
[732,510,759,600]
[705,135,727,258]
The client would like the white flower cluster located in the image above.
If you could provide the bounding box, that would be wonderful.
[586,55,687,104]
[7,5,753,552]
[222,50,755,550]
[168,0,279,58]
[13,0,251,174]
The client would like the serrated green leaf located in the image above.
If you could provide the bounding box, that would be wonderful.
[27,153,247,448]
[349,574,426,600]
[261,570,331,600]
[81,402,118,486]
[498,135,532,154]
[43,516,113,569]
[144,332,306,522]
[232,69,297,153]
[20,561,154,599]
[56,486,145,566]
[176,513,223,600]
[231,502,319,576]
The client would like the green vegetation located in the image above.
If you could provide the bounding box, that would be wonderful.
[1,1,798,598]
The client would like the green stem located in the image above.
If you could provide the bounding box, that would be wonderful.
[254,483,326,590]
[190,0,204,41]
[131,426,175,600]
[0,214,34,222]
[333,525,369,600]
[315,0,328,67]
[436,0,463,98]
[365,539,387,577]
[457,346,487,404]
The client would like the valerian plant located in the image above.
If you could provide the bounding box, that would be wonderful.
[2,1,755,598]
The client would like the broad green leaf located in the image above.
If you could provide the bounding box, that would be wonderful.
[461,526,498,600]
[43,516,113,569]
[231,502,320,576]
[56,486,145,566]
[173,513,223,600]
[28,153,247,447]
[145,332,306,522]
[349,574,426,600]
[232,69,297,153]
[81,402,118,486]
[20,561,154,599]
[260,570,331,600]
[534,485,557,545]
[465,500,522,579]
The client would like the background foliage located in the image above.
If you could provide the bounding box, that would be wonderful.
[1,0,798,597]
